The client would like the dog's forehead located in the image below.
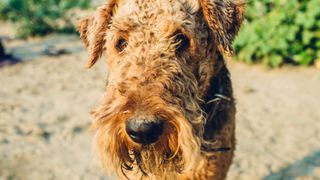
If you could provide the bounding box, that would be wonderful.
[111,0,200,33]
[116,0,200,16]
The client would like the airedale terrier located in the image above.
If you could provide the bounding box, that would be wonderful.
[78,0,245,179]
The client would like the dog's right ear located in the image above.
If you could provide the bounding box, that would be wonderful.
[200,0,245,55]
[77,1,118,68]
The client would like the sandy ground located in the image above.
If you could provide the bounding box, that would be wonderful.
[1,27,320,179]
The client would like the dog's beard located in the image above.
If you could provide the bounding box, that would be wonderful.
[92,105,205,179]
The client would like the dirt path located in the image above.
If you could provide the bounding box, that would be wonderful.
[0,35,319,180]
[229,62,320,180]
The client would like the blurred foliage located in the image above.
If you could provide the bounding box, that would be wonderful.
[234,0,320,67]
[1,0,320,67]
[0,0,90,38]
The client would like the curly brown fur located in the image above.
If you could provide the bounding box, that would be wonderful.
[78,0,245,179]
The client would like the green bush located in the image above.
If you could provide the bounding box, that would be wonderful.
[0,0,90,38]
[234,0,320,67]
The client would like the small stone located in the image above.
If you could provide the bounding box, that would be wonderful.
[243,86,256,94]
[315,60,320,70]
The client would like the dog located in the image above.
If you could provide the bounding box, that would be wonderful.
[77,0,245,179]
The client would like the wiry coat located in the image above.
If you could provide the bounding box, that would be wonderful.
[78,0,245,179]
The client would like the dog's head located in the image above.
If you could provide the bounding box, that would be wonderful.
[78,0,244,178]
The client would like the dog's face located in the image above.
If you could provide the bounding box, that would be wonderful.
[78,0,244,177]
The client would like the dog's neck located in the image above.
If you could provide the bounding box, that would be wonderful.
[201,54,234,141]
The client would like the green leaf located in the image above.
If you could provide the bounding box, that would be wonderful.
[269,54,283,67]
[293,51,313,65]
[302,30,315,45]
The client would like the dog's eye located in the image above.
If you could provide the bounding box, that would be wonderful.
[116,38,128,52]
[174,33,190,53]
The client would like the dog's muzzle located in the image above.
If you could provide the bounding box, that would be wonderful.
[125,117,164,145]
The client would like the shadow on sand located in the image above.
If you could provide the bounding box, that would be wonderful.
[0,35,84,68]
[263,151,320,180]
[0,39,20,67]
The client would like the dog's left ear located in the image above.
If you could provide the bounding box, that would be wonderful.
[77,1,118,68]
[200,0,245,55]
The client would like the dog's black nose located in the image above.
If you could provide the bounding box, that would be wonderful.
[126,118,164,145]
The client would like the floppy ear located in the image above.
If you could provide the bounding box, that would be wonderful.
[200,0,245,55]
[77,1,118,68]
